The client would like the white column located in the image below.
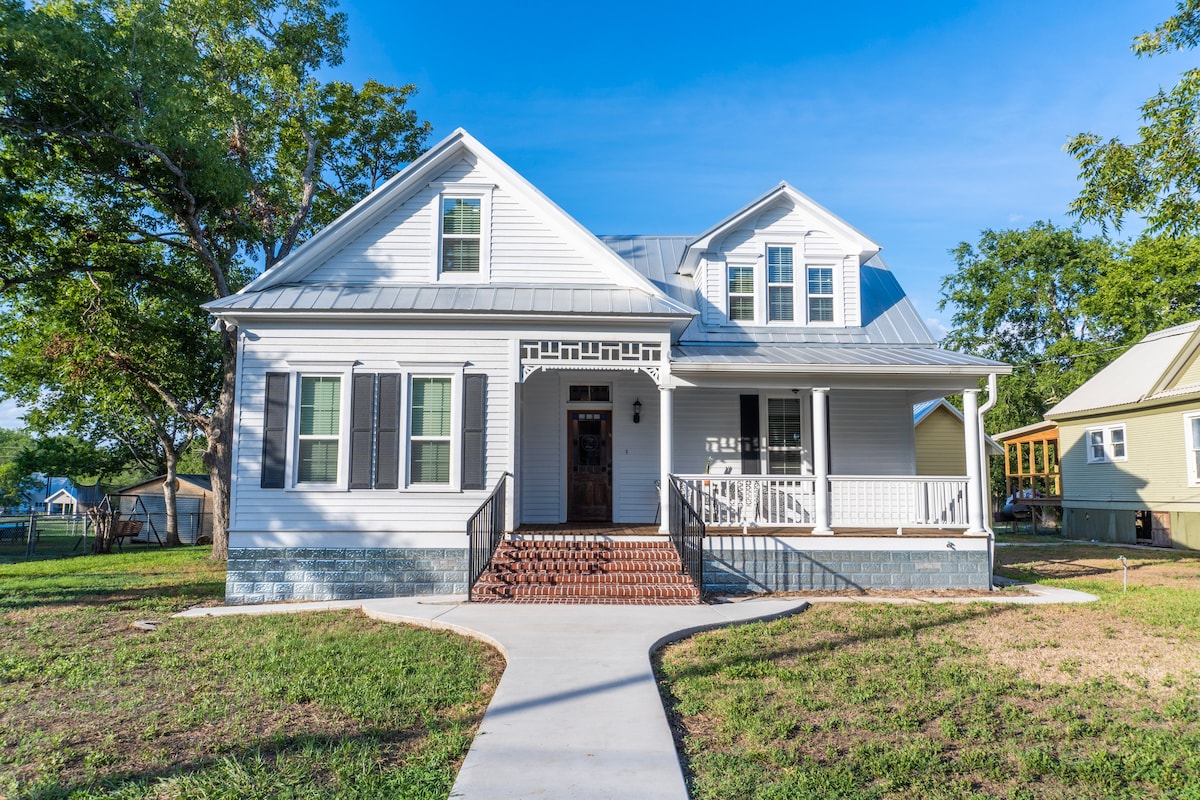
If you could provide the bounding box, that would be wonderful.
[812,388,833,534]
[963,389,987,535]
[658,385,674,534]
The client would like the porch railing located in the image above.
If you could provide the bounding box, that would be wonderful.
[672,474,968,528]
[829,476,968,527]
[467,472,509,596]
[668,477,705,589]
[673,475,816,527]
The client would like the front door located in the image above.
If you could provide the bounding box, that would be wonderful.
[568,411,612,521]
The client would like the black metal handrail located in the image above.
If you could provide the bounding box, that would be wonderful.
[467,473,510,597]
[668,476,705,590]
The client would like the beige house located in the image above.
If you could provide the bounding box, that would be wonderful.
[1046,321,1200,549]
[116,474,214,545]
[913,399,1001,476]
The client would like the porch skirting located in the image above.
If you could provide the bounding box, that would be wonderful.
[225,547,467,605]
[703,536,990,593]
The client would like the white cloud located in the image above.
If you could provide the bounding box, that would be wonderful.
[0,398,26,430]
[924,317,949,343]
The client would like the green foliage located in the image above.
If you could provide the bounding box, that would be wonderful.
[1069,1,1200,236]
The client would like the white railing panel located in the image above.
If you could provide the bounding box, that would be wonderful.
[829,476,969,527]
[672,475,816,527]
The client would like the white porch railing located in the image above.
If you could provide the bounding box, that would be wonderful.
[672,474,969,528]
[673,475,816,527]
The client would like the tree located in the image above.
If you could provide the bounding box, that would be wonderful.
[0,0,431,558]
[939,223,1119,435]
[1069,1,1200,235]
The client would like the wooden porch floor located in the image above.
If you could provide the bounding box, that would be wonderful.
[514,523,973,538]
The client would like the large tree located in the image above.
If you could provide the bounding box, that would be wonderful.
[0,0,431,557]
[1069,1,1200,234]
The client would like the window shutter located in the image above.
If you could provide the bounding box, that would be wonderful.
[349,374,376,490]
[375,374,401,490]
[462,374,487,490]
[739,394,761,475]
[261,373,290,489]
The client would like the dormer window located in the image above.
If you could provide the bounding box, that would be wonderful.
[728,266,755,321]
[807,266,834,322]
[441,197,481,273]
[767,246,794,322]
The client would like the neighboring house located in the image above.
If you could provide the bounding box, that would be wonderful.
[913,399,1002,476]
[116,474,214,545]
[1046,321,1200,550]
[205,129,1009,603]
[40,478,106,515]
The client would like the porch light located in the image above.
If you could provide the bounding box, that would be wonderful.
[633,398,642,424]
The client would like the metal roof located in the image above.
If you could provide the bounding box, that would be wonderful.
[205,283,695,317]
[671,344,1009,372]
[1047,320,1200,418]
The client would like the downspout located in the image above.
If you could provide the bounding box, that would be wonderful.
[977,373,998,590]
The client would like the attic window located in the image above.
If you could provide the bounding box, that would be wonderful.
[807,266,834,323]
[767,246,794,322]
[442,197,481,273]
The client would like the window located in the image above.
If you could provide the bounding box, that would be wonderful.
[728,266,755,321]
[767,246,794,322]
[569,385,611,402]
[297,376,342,483]
[441,197,481,273]
[1085,423,1126,463]
[410,377,453,484]
[807,266,834,323]
[1186,413,1200,485]
[767,397,804,474]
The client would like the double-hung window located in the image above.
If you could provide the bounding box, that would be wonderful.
[410,376,454,485]
[766,397,804,474]
[807,266,834,323]
[1186,413,1200,485]
[1085,423,1126,464]
[728,266,755,322]
[441,197,481,273]
[767,246,794,322]
[296,376,342,484]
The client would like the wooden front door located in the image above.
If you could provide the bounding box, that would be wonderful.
[568,410,612,522]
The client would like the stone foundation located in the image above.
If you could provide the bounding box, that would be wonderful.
[703,544,990,593]
[225,547,468,604]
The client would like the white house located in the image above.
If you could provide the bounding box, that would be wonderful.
[206,129,1009,603]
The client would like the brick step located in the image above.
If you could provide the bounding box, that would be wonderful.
[503,541,677,554]
[500,545,680,558]
[471,596,700,606]
[472,583,701,601]
[475,571,695,586]
[488,557,685,573]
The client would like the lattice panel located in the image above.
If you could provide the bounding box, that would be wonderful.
[520,340,663,364]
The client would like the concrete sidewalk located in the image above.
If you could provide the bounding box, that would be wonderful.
[176,582,1095,799]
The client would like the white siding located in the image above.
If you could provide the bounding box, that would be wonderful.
[673,388,749,475]
[232,322,512,538]
[519,371,562,523]
[302,155,615,287]
[829,390,916,474]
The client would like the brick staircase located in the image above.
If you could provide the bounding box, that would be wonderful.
[471,537,702,604]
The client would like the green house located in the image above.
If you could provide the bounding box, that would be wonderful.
[1046,321,1200,549]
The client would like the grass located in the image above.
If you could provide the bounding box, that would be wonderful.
[0,516,171,563]
[0,547,504,799]
[657,543,1200,800]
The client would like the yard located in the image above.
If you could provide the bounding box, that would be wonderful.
[0,548,504,798]
[657,544,1200,800]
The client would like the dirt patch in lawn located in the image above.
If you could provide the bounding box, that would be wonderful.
[997,544,1200,589]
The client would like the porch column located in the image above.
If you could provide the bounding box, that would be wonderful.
[659,385,674,534]
[812,387,833,534]
[963,389,987,535]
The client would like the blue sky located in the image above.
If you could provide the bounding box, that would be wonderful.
[0,1,1189,429]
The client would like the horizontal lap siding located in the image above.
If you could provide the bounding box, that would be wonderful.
[233,326,510,535]
[673,389,743,474]
[489,188,613,283]
[915,408,967,475]
[830,390,915,475]
[1060,405,1200,505]
[519,372,561,522]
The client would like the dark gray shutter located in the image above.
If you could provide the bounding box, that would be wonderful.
[462,374,487,490]
[349,374,376,490]
[739,394,761,475]
[375,374,401,490]
[261,373,290,489]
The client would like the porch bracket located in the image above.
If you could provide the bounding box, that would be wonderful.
[520,364,661,383]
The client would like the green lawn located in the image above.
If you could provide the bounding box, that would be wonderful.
[0,548,504,799]
[657,544,1200,800]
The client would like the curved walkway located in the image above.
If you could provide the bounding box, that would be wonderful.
[177,582,1095,800]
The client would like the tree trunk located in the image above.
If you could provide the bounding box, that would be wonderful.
[162,452,181,547]
[204,336,237,561]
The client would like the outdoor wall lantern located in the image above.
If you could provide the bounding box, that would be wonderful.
[633,398,642,424]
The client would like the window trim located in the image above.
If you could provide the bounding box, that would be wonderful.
[1084,423,1127,464]
[431,183,493,282]
[766,245,795,324]
[761,394,809,475]
[283,363,354,491]
[403,365,465,491]
[1185,412,1200,486]
[805,263,837,325]
[727,263,757,323]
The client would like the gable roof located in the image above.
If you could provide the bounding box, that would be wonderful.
[1046,321,1200,419]
[913,399,1003,455]
[677,182,881,276]
[209,129,691,316]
